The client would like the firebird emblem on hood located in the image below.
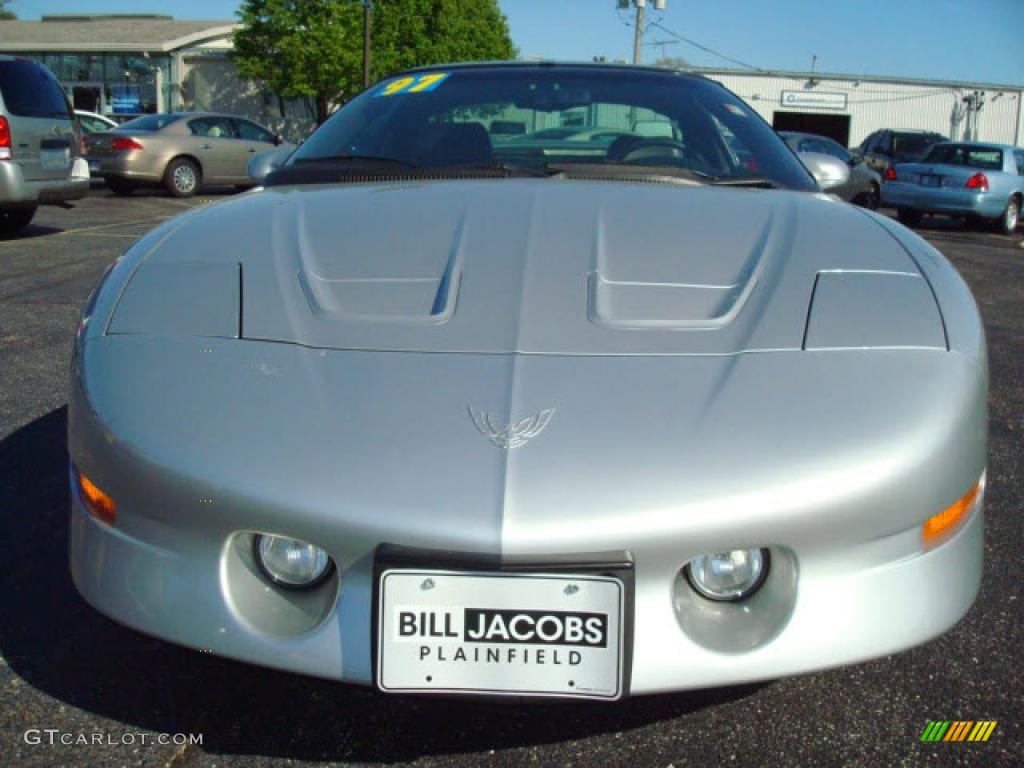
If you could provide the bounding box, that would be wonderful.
[468,407,555,449]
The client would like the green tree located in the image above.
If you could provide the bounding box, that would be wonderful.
[232,0,515,125]
[655,56,690,70]
[0,0,18,21]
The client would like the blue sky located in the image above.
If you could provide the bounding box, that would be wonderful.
[9,0,1024,85]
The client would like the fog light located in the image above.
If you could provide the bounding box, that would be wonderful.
[253,534,333,588]
[685,548,770,602]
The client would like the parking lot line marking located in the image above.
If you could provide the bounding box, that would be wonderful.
[0,217,175,247]
[59,216,175,235]
[68,232,142,239]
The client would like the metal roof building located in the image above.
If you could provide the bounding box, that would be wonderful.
[684,67,1023,149]
[0,14,314,139]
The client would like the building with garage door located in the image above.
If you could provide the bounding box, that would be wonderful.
[682,67,1024,150]
[0,14,315,141]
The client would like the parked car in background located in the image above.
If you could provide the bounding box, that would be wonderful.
[883,142,1023,234]
[0,56,89,235]
[780,130,882,208]
[75,109,118,134]
[85,112,286,197]
[858,129,946,178]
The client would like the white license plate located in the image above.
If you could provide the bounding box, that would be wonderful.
[377,570,625,699]
[920,174,941,188]
[40,148,69,171]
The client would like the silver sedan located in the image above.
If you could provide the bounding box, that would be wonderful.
[781,131,882,209]
[69,63,986,701]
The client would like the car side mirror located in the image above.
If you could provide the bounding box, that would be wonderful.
[248,146,292,183]
[799,152,851,191]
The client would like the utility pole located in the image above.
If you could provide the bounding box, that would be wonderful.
[617,1,665,65]
[633,1,645,65]
[362,0,372,89]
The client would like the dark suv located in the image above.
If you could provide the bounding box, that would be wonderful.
[858,129,947,178]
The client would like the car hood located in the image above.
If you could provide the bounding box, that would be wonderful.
[114,178,930,355]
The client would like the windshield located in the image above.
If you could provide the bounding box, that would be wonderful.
[115,114,180,132]
[290,67,817,191]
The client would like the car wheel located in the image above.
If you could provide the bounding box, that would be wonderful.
[897,208,923,228]
[164,158,201,198]
[994,196,1020,235]
[106,178,136,196]
[857,183,880,211]
[0,206,37,236]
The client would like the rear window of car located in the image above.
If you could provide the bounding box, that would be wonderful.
[923,144,1003,170]
[116,114,180,132]
[892,133,944,160]
[0,59,72,119]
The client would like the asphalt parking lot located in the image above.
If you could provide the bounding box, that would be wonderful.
[1,189,1022,768]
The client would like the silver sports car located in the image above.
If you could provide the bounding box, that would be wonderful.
[70,63,987,701]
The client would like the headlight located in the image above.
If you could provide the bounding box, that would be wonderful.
[685,548,770,602]
[253,534,333,588]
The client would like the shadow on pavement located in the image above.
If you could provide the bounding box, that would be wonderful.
[100,186,246,200]
[0,407,763,763]
[0,223,64,241]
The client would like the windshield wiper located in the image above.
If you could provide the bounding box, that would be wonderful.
[549,162,710,185]
[295,154,420,168]
[428,160,561,178]
[708,175,777,189]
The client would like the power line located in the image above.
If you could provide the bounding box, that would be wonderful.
[649,22,773,74]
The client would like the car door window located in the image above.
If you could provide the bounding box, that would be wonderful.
[1015,151,1024,176]
[234,119,275,143]
[189,117,237,139]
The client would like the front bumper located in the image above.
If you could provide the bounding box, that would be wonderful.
[882,182,1003,218]
[69,483,983,695]
[0,158,89,205]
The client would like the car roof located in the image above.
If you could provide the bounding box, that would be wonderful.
[888,129,946,136]
[930,140,1019,151]
[132,112,248,120]
[778,131,840,143]
[401,60,712,83]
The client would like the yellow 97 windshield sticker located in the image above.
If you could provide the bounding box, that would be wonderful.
[375,72,450,97]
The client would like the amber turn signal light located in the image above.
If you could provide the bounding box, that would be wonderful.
[922,479,981,548]
[75,467,116,526]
